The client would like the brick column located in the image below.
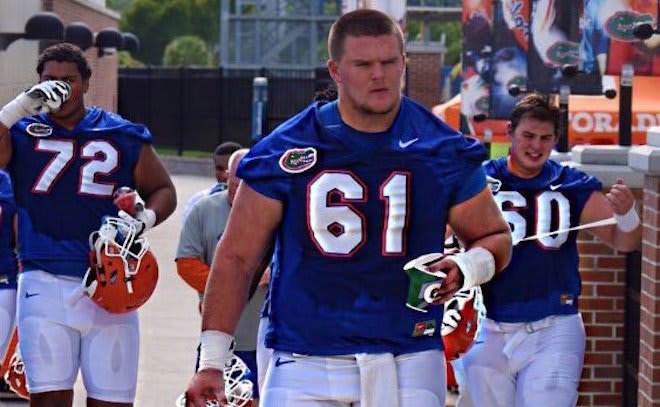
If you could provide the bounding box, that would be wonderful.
[570,145,644,406]
[406,42,445,109]
[630,126,660,406]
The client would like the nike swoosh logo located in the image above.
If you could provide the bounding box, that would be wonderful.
[274,357,296,367]
[25,292,40,298]
[549,184,562,191]
[398,138,420,148]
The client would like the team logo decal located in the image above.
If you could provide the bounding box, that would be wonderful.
[605,11,654,42]
[279,147,317,174]
[26,123,53,137]
[412,319,436,337]
[545,41,579,66]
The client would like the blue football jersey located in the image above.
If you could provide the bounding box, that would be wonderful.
[0,170,18,289]
[8,108,152,278]
[237,97,489,355]
[483,158,602,322]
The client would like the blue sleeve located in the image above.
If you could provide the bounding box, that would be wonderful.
[453,165,487,205]
[237,107,319,201]
[447,135,489,206]
[236,143,291,202]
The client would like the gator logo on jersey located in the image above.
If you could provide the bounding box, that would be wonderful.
[25,123,53,137]
[605,11,654,42]
[279,147,317,174]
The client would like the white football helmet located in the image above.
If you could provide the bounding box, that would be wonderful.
[175,354,253,407]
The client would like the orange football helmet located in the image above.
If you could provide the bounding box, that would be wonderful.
[4,350,29,399]
[0,327,29,400]
[442,286,484,361]
[83,216,158,314]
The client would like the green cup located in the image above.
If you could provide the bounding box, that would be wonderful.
[404,253,447,313]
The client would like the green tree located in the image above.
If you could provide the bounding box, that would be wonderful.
[120,0,219,65]
[118,51,145,67]
[107,0,135,14]
[162,35,212,66]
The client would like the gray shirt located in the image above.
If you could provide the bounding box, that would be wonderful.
[175,190,264,351]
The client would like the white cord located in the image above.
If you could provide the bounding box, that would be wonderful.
[514,217,616,245]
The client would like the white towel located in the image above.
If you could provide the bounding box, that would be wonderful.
[355,353,400,407]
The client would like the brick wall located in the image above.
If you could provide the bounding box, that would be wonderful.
[43,0,120,111]
[577,229,628,406]
[565,146,644,406]
[406,45,443,109]
[630,127,660,406]
[638,175,660,406]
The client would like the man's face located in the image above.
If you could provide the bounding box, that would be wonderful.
[508,117,557,178]
[328,34,405,117]
[39,61,88,120]
[214,154,231,183]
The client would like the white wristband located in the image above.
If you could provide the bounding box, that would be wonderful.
[614,206,640,232]
[198,330,234,372]
[449,247,495,290]
[0,96,29,129]
[137,208,157,231]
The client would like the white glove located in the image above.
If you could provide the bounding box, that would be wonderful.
[113,186,155,236]
[117,207,156,237]
[0,81,71,128]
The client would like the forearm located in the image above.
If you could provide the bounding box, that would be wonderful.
[612,228,642,253]
[144,185,177,224]
[201,253,253,335]
[611,205,642,252]
[0,126,12,169]
[465,229,513,274]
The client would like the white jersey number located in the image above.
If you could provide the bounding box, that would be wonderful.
[308,171,409,256]
[33,139,119,197]
[494,190,571,248]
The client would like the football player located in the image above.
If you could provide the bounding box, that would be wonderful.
[0,43,176,406]
[460,93,641,406]
[176,148,265,405]
[184,9,512,407]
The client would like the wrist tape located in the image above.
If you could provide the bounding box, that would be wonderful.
[614,206,640,233]
[0,96,29,129]
[137,208,157,231]
[449,247,495,290]
[198,330,234,372]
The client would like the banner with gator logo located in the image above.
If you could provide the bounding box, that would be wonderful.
[599,0,659,75]
[527,0,604,95]
[460,0,493,124]
[488,0,530,119]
